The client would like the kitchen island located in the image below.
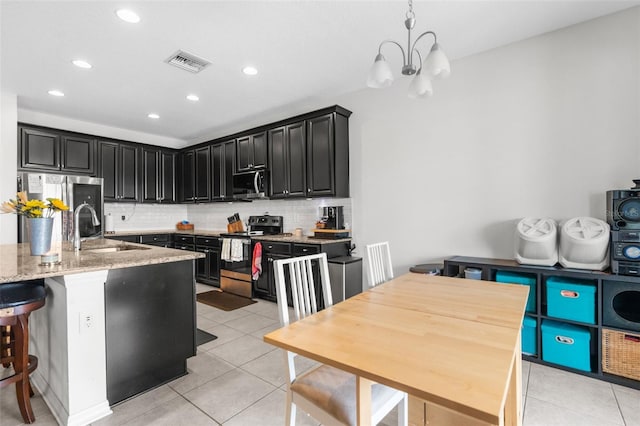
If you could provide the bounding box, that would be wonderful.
[0,239,204,426]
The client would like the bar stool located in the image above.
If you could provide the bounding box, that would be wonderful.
[0,280,46,424]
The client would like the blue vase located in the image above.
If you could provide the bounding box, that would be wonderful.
[28,217,54,256]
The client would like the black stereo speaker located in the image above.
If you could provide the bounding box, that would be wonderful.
[607,187,640,231]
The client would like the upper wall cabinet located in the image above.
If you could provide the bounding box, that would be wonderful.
[99,141,140,202]
[269,122,307,199]
[142,147,176,204]
[306,112,349,198]
[19,124,96,174]
[211,139,236,201]
[236,131,267,172]
[268,107,350,199]
[179,146,211,203]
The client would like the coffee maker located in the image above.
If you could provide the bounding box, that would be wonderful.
[322,206,344,229]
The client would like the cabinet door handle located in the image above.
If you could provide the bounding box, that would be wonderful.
[268,258,273,263]
[302,248,308,252]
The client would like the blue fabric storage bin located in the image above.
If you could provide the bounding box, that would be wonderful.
[545,277,596,324]
[522,316,537,356]
[495,271,536,313]
[541,319,591,371]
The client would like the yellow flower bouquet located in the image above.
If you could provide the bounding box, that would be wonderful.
[1,191,69,218]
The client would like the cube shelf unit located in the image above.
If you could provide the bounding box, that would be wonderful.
[443,256,640,390]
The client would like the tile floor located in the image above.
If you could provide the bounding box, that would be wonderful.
[1,282,639,426]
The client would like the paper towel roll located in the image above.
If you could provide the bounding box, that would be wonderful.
[105,213,115,233]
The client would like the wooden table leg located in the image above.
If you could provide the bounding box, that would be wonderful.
[356,376,373,426]
[504,331,523,426]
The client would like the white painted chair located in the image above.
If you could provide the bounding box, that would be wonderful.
[366,242,394,287]
[273,253,408,426]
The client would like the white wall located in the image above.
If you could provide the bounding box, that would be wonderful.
[336,8,640,275]
[0,92,18,244]
[18,109,186,149]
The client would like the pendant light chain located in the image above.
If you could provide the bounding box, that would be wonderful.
[407,0,415,19]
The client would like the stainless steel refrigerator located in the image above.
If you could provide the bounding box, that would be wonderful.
[17,172,104,243]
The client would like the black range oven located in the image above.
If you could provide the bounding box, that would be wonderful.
[219,215,283,275]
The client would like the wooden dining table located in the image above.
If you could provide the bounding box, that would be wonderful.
[263,273,529,426]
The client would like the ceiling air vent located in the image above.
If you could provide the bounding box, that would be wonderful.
[165,50,211,73]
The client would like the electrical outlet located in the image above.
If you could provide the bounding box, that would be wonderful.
[80,312,93,333]
[121,215,126,221]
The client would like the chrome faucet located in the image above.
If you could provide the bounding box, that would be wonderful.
[73,202,101,252]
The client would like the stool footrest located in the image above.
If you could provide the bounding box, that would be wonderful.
[0,355,38,389]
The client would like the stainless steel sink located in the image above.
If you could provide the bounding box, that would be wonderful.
[85,245,151,254]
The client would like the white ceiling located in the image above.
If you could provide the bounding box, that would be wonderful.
[2,1,638,148]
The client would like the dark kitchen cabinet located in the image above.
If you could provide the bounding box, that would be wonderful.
[174,234,195,250]
[61,135,96,174]
[99,141,140,202]
[268,122,306,199]
[254,242,292,301]
[19,124,96,174]
[180,147,210,203]
[140,233,173,248]
[179,151,195,202]
[118,143,139,202]
[195,146,211,202]
[267,108,350,199]
[306,113,349,197]
[142,147,175,203]
[236,131,267,172]
[253,240,349,306]
[211,140,236,201]
[195,236,220,286]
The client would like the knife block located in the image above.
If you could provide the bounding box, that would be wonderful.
[227,222,244,233]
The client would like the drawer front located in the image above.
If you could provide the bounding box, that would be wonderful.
[261,241,292,255]
[174,243,195,251]
[109,235,140,243]
[141,234,171,244]
[196,236,220,247]
[293,244,320,256]
[175,234,195,245]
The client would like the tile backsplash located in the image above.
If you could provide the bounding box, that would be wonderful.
[187,198,352,235]
[104,203,188,231]
[104,199,352,235]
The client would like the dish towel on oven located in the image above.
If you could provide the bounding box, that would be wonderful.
[252,242,262,280]
[221,238,231,261]
[230,239,244,262]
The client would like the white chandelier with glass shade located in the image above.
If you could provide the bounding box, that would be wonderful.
[367,0,450,98]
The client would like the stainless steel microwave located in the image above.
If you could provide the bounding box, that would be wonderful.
[232,170,268,200]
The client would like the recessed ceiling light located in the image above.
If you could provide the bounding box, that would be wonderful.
[72,59,92,69]
[186,94,199,102]
[48,90,64,97]
[116,9,140,23]
[147,113,160,119]
[242,66,258,76]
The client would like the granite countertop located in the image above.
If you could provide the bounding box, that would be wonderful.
[0,239,204,283]
[109,229,351,244]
